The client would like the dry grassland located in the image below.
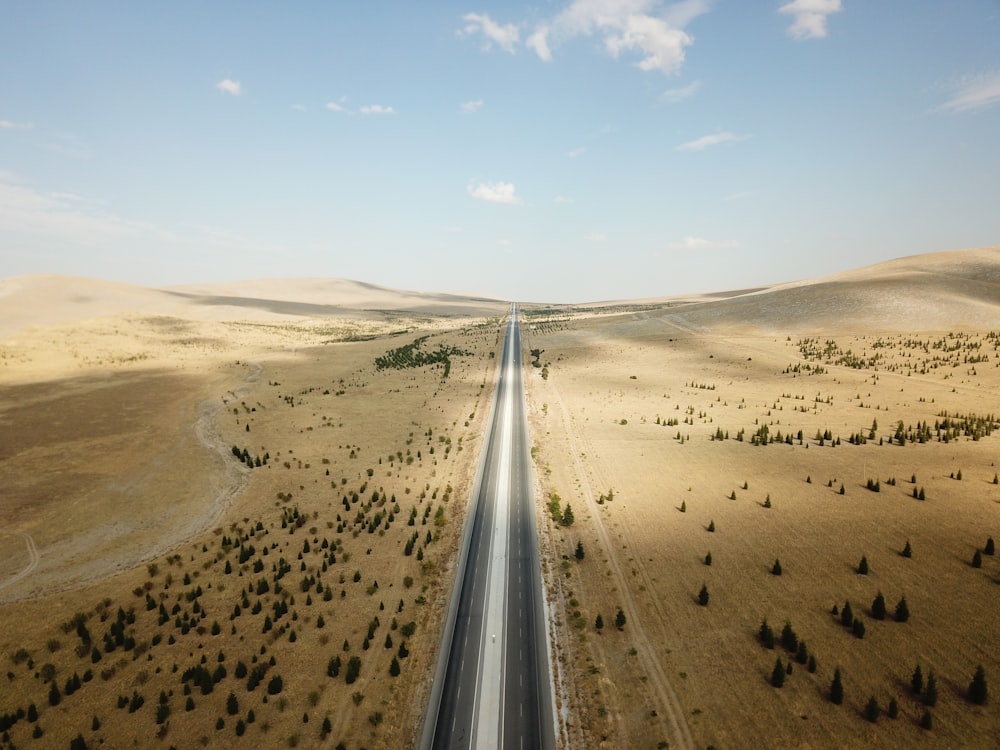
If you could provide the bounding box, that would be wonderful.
[524,271,1000,749]
[0,282,508,749]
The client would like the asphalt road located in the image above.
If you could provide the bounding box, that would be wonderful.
[425,304,554,750]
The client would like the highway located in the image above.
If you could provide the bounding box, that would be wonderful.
[423,304,555,750]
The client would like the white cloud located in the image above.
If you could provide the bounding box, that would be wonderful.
[568,146,587,158]
[360,105,396,115]
[778,0,841,40]
[554,195,574,204]
[467,181,522,205]
[461,99,485,114]
[460,13,520,54]
[0,120,33,130]
[325,101,348,113]
[216,78,242,96]
[663,80,701,103]
[527,26,552,61]
[938,71,1000,114]
[676,131,751,151]
[537,0,710,75]
[587,231,607,242]
[464,1,709,75]
[667,235,738,250]
[291,104,307,112]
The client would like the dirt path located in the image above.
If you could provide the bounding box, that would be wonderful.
[547,380,695,750]
[0,361,261,604]
[0,531,39,592]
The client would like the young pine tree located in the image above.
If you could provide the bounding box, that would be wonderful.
[969,665,988,705]
[895,596,910,623]
[857,555,869,575]
[830,668,844,705]
[871,592,886,620]
[841,601,854,629]
[924,671,938,707]
[902,539,913,558]
[698,584,709,606]
[986,536,996,556]
[911,664,924,695]
[780,621,798,652]
[864,696,880,723]
[973,549,983,568]
[759,619,775,649]
[771,657,786,688]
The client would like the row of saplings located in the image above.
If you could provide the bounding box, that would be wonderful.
[760,614,988,729]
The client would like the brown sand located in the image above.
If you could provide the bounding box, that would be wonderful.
[525,247,1000,749]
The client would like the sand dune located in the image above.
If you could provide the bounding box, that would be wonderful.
[0,274,508,339]
[566,246,1000,334]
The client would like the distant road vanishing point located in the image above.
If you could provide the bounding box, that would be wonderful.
[421,304,556,750]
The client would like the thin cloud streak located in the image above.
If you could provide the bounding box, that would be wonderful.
[938,71,1000,114]
[667,235,738,250]
[676,131,751,151]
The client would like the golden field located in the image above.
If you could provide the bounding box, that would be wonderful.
[2,246,1000,749]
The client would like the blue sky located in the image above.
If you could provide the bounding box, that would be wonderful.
[1,1,999,302]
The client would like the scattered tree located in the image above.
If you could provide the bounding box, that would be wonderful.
[969,665,988,705]
[871,592,886,620]
[780,621,798,652]
[911,664,924,695]
[771,657,786,688]
[595,614,604,632]
[615,608,627,630]
[759,619,775,649]
[973,549,983,568]
[857,555,869,575]
[574,541,585,561]
[895,596,910,623]
[840,601,854,629]
[887,697,899,719]
[830,668,844,705]
[902,539,912,558]
[704,551,712,566]
[852,618,865,639]
[920,710,933,730]
[986,537,996,556]
[924,671,938,707]
[561,504,575,527]
[698,584,709,606]
[707,520,716,533]
[864,696,880,723]
[771,559,782,576]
